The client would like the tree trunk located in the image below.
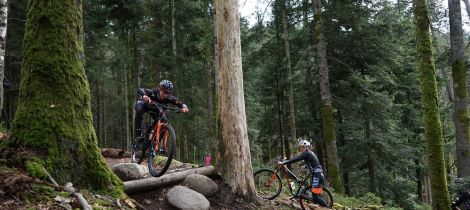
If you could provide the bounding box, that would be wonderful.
[281,0,297,155]
[449,0,470,177]
[4,0,123,194]
[365,117,376,194]
[123,28,131,150]
[412,0,451,208]
[312,0,342,192]
[204,0,215,156]
[416,159,423,202]
[0,0,7,115]
[277,74,287,158]
[337,110,349,195]
[215,0,256,200]
[273,0,290,159]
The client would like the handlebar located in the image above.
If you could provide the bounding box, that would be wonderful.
[149,102,181,111]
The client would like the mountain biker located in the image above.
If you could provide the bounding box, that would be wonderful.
[278,138,328,208]
[134,80,189,143]
[452,177,470,210]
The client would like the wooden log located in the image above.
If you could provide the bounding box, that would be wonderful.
[124,166,216,194]
[100,148,131,158]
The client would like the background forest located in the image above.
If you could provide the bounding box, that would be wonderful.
[3,0,470,209]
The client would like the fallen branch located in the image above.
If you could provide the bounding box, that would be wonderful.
[42,166,92,210]
[124,166,216,194]
[64,182,92,210]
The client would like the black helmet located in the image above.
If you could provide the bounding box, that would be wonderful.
[159,80,174,92]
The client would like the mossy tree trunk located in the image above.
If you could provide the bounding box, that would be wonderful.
[449,0,470,177]
[5,0,123,196]
[412,0,450,208]
[312,0,342,193]
[215,0,256,200]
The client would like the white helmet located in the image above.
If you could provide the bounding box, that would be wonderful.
[298,138,311,147]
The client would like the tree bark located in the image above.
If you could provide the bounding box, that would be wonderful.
[281,0,297,155]
[312,0,342,192]
[215,0,256,200]
[449,0,470,177]
[124,166,216,194]
[412,0,451,208]
[365,117,376,194]
[5,0,123,195]
[204,0,215,158]
[123,27,131,150]
[0,0,7,116]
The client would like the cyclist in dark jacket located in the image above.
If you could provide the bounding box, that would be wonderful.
[278,139,328,208]
[134,80,189,141]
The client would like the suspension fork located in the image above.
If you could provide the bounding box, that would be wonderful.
[150,120,166,151]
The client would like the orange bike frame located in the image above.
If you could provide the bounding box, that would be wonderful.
[279,166,293,190]
[150,120,168,151]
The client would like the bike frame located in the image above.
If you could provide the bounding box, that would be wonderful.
[149,119,168,152]
[276,165,311,197]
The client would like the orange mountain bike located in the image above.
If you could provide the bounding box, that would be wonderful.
[253,164,333,209]
[131,103,179,177]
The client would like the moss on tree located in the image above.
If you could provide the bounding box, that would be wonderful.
[413,0,451,208]
[320,101,342,192]
[2,0,123,197]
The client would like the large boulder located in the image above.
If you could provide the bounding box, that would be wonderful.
[181,174,218,197]
[166,186,210,210]
[112,163,148,181]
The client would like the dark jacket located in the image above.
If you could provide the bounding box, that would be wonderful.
[282,149,323,174]
[137,88,186,108]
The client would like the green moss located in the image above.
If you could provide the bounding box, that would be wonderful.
[25,160,47,179]
[413,0,451,209]
[23,184,56,204]
[320,102,343,193]
[32,184,55,198]
[4,0,124,197]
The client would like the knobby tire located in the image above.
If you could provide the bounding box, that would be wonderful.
[148,124,176,177]
[253,169,282,200]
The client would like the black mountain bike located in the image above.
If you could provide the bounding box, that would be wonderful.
[131,103,179,177]
[254,164,333,209]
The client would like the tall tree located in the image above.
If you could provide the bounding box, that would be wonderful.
[0,0,6,115]
[215,0,256,200]
[412,0,450,208]
[312,0,342,192]
[448,0,470,177]
[280,0,296,157]
[3,0,123,194]
[204,0,215,153]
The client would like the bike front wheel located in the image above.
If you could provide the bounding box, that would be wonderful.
[253,169,282,200]
[299,185,333,209]
[148,124,176,177]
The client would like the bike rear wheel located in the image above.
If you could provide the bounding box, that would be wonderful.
[253,169,282,200]
[148,124,176,177]
[299,185,333,209]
